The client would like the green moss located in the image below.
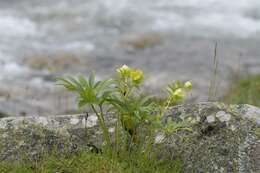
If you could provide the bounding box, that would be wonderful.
[223,75,260,107]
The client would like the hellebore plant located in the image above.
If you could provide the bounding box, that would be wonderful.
[57,65,192,154]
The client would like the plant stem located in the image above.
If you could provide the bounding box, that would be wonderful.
[160,97,172,118]
[91,104,111,150]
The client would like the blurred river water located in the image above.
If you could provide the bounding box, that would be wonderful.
[0,0,259,116]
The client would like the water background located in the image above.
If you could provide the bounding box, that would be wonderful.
[0,0,259,115]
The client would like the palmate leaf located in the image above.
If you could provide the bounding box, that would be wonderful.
[58,74,114,108]
[56,77,78,91]
[78,75,89,89]
[57,76,85,92]
[95,79,114,93]
[106,96,127,113]
[138,95,156,107]
[81,89,97,103]
[108,94,156,127]
[99,91,113,105]
[67,76,85,92]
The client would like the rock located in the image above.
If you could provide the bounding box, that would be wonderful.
[164,102,260,173]
[0,102,259,173]
[0,113,102,161]
[206,115,216,123]
[215,111,232,122]
[23,56,49,70]
[23,53,87,72]
[230,104,260,125]
[119,32,162,49]
[0,111,8,118]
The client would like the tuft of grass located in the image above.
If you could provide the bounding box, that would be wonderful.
[0,152,122,173]
[223,75,260,107]
[0,151,183,173]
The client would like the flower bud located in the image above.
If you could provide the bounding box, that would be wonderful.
[116,64,131,77]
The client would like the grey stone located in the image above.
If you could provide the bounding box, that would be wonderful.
[0,102,259,173]
[0,113,102,161]
[164,102,260,173]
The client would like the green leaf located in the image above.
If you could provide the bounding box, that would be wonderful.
[78,75,89,88]
[56,77,77,91]
[88,72,95,88]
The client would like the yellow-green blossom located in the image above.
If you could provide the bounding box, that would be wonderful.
[184,81,192,90]
[173,88,185,100]
[130,69,144,84]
